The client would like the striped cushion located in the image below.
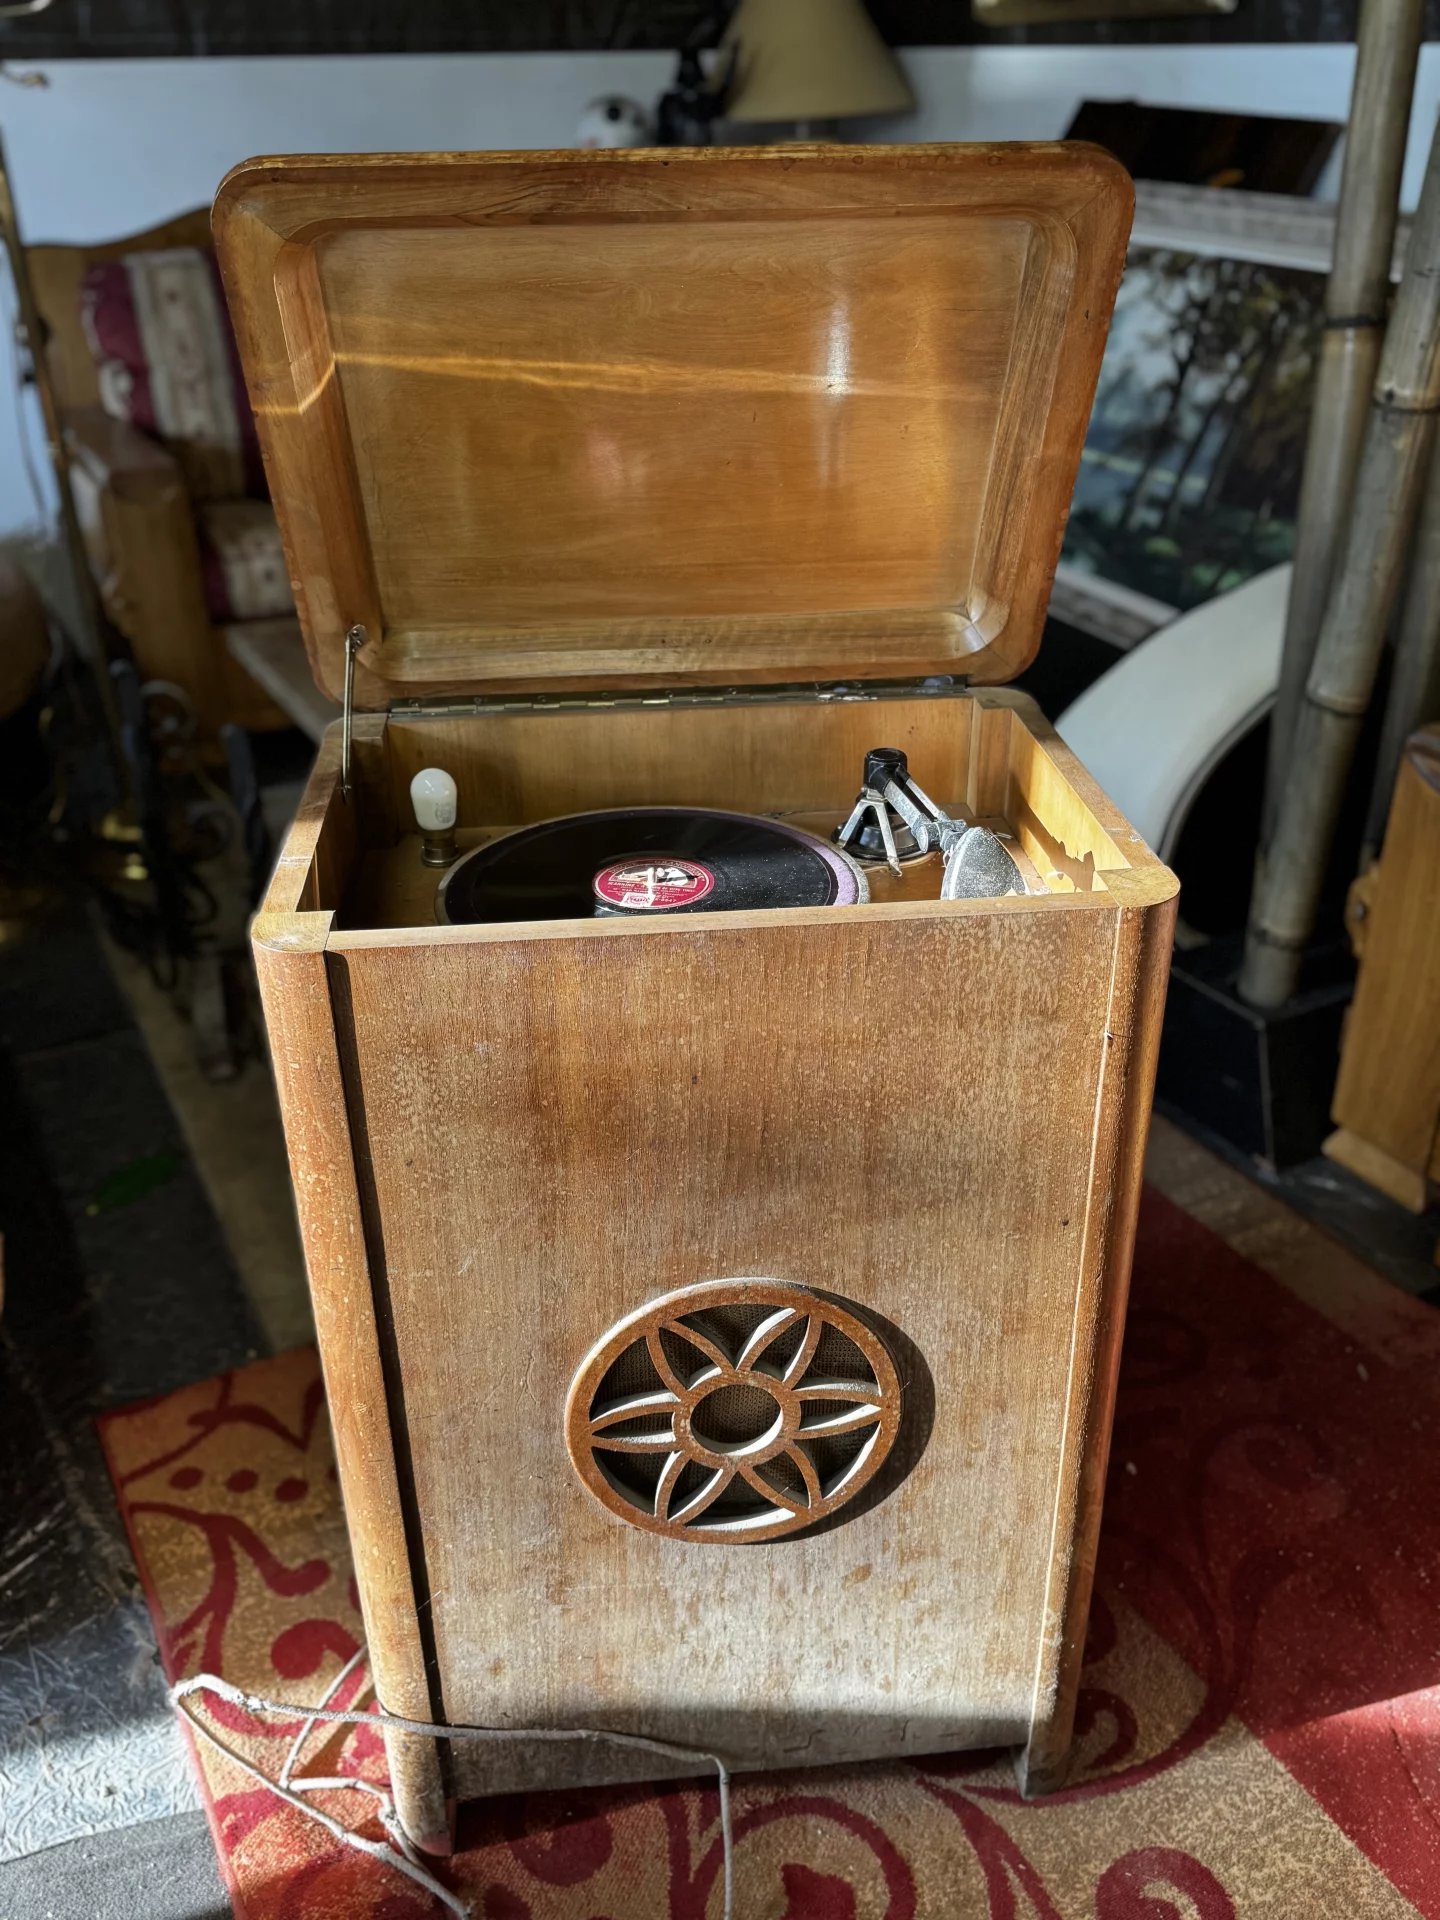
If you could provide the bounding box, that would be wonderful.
[81,248,264,502]
[196,498,293,623]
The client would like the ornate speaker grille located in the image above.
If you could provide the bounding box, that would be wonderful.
[565,1280,902,1542]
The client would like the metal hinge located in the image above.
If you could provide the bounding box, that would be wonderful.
[388,675,971,721]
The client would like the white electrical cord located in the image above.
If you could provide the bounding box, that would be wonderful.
[170,1667,734,1920]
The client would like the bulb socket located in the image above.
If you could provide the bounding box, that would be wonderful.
[420,826,457,869]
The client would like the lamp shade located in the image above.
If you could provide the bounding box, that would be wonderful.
[724,0,915,124]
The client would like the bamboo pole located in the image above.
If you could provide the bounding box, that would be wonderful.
[1258,0,1422,851]
[1239,118,1440,1010]
[1362,424,1440,863]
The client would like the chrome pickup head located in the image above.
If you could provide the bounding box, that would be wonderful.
[835,746,1026,899]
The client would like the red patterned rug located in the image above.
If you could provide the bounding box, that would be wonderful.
[99,1188,1440,1920]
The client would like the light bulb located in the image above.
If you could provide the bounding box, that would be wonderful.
[411,767,458,868]
[411,767,457,832]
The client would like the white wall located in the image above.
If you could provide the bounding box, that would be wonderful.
[4,44,1438,534]
[881,43,1440,203]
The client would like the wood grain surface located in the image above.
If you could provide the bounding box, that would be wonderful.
[562,1278,906,1544]
[255,686,1175,1827]
[1326,726,1440,1212]
[273,691,1162,923]
[232,142,1166,1836]
[213,144,1131,705]
[331,897,1125,1792]
[251,914,451,1851]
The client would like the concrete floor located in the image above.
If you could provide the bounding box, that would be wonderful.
[0,906,250,1914]
[0,1812,228,1920]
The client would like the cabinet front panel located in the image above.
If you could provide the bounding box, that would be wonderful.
[329,903,1121,1773]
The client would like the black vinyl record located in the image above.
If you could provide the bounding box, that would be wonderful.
[437,807,869,925]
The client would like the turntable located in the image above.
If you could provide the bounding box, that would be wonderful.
[219,142,1177,1849]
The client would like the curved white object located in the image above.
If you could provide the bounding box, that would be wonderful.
[409,766,458,833]
[1054,563,1291,862]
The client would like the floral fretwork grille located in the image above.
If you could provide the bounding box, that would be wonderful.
[565,1280,903,1542]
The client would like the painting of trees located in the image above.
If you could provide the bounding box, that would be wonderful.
[1064,247,1324,610]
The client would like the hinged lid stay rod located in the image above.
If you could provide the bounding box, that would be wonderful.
[341,625,365,798]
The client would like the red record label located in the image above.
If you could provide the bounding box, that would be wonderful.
[592,856,716,911]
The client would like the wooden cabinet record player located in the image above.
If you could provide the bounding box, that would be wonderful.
[215,143,1177,1851]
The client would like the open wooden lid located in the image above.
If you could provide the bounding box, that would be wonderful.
[213,144,1131,708]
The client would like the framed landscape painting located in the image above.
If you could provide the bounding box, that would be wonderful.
[1064,241,1322,616]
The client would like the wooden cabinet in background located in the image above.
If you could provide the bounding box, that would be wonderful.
[1327,726,1440,1217]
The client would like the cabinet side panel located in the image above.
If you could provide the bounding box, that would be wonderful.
[1019,886,1177,1793]
[329,905,1121,1791]
[251,918,448,1849]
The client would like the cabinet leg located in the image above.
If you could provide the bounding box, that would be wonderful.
[1014,1734,1072,1798]
[1021,1712,1075,1797]
[1013,1692,1077,1799]
[389,1730,453,1855]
